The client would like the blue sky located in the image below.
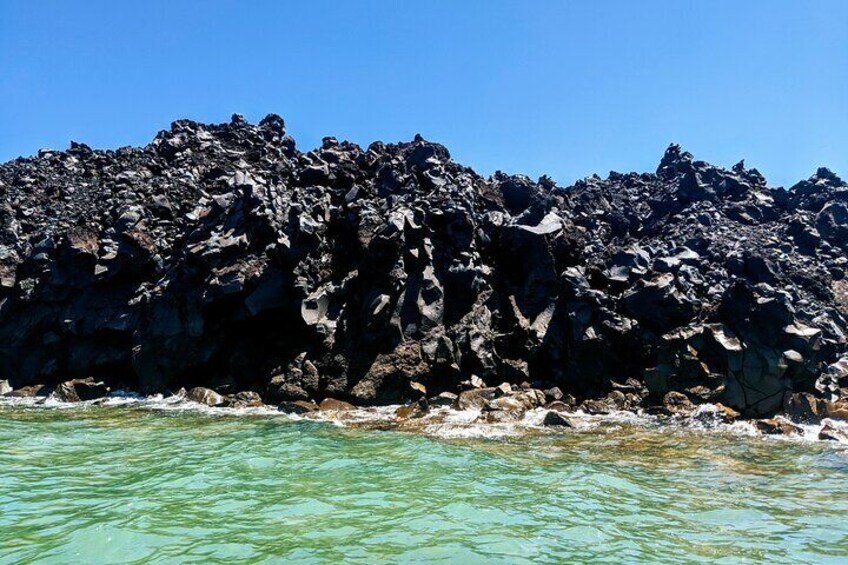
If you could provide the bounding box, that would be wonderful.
[1,1,846,187]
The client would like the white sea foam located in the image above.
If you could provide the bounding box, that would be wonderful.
[2,393,847,444]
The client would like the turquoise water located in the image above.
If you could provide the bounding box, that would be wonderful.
[1,403,847,564]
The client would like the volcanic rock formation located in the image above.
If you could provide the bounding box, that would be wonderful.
[2,114,847,418]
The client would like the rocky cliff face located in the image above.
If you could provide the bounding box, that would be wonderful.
[2,114,847,417]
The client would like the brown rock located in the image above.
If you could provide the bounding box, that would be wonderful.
[226,391,264,408]
[663,391,695,416]
[53,378,109,402]
[454,387,497,410]
[783,392,826,423]
[544,400,574,412]
[581,398,614,414]
[186,386,225,406]
[6,385,50,398]
[428,391,458,407]
[824,400,848,421]
[818,422,848,442]
[396,399,429,419]
[319,398,356,412]
[754,418,803,436]
[544,387,564,402]
[278,400,319,414]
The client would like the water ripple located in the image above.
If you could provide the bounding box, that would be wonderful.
[1,404,847,564]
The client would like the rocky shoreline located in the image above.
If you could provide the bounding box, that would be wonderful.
[2,114,848,441]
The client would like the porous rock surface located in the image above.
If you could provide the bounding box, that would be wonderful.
[1,114,847,419]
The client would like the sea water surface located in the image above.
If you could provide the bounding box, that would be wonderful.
[1,398,847,564]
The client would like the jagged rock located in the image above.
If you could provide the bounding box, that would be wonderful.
[753,418,804,436]
[783,392,827,423]
[0,117,846,421]
[818,422,848,442]
[428,391,458,407]
[396,398,429,419]
[542,411,576,427]
[186,386,225,406]
[825,400,848,421]
[226,391,264,408]
[53,378,109,402]
[544,400,574,412]
[662,391,695,416]
[691,403,740,425]
[544,387,564,402]
[351,341,430,404]
[455,387,497,410]
[6,385,50,398]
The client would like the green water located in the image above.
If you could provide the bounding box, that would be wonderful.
[1,405,847,564]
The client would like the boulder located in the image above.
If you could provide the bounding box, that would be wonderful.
[186,387,225,406]
[428,391,458,407]
[226,391,264,408]
[753,418,803,436]
[0,380,11,395]
[818,422,848,442]
[53,378,109,402]
[662,391,695,416]
[319,398,356,412]
[783,392,826,423]
[6,385,50,398]
[454,387,497,410]
[396,399,429,419]
[278,400,319,414]
[542,411,576,427]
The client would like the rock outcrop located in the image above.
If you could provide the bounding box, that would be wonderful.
[1,114,847,420]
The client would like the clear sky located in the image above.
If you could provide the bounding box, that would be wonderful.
[1,1,846,187]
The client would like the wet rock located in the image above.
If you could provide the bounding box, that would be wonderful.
[319,398,356,412]
[226,391,264,408]
[753,418,804,436]
[428,391,458,407]
[818,421,848,442]
[691,403,740,425]
[542,411,576,427]
[396,398,429,419]
[580,398,615,415]
[783,392,827,424]
[544,387,564,402]
[6,385,50,398]
[53,378,109,402]
[663,391,695,416]
[544,400,574,412]
[454,387,497,410]
[825,400,848,421]
[186,386,225,406]
[278,400,319,414]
